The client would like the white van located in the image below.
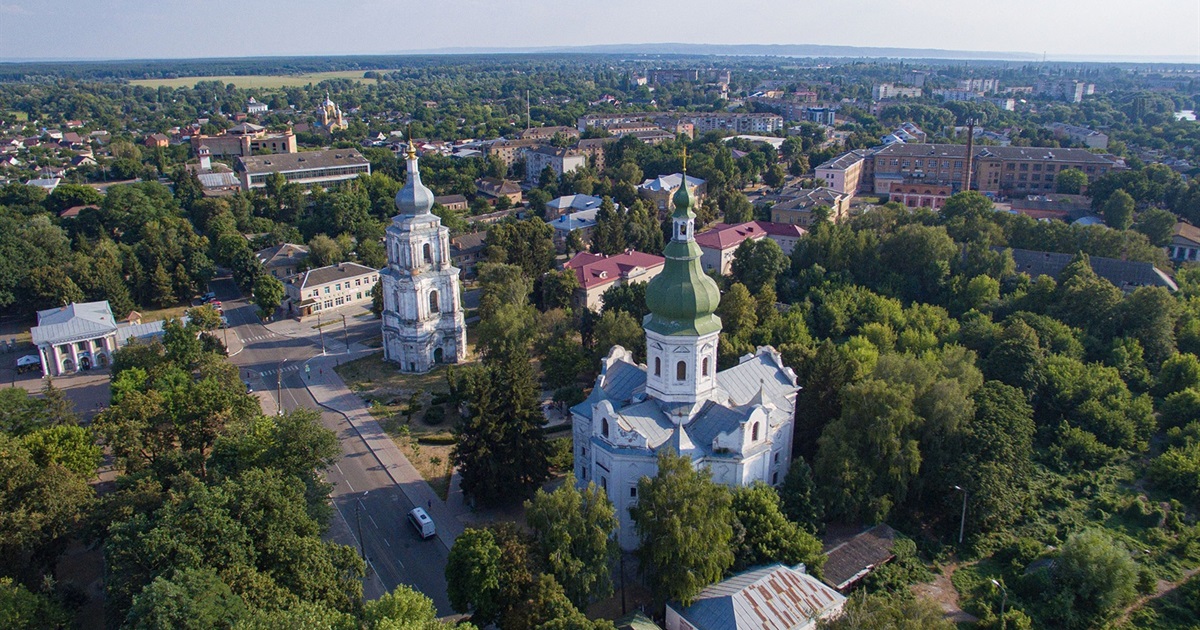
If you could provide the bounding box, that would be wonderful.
[407,507,436,539]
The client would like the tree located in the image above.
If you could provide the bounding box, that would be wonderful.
[0,577,71,630]
[1046,529,1140,629]
[25,266,85,315]
[591,309,644,362]
[452,350,551,507]
[1132,207,1177,247]
[629,449,734,606]
[1055,168,1088,195]
[445,528,504,624]
[363,584,464,629]
[525,475,618,609]
[599,282,648,321]
[20,425,102,479]
[252,274,285,318]
[539,269,579,312]
[716,283,758,340]
[730,483,824,574]
[730,238,788,294]
[186,305,223,331]
[779,458,824,533]
[1102,189,1135,230]
[125,567,246,630]
[763,164,787,189]
[370,283,383,319]
[307,234,345,268]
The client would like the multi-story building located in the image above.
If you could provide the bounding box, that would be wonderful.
[577,112,783,135]
[575,138,614,170]
[956,78,1000,93]
[638,173,707,215]
[571,178,798,550]
[191,122,297,158]
[695,221,806,275]
[563,250,664,311]
[1035,80,1095,103]
[236,149,370,190]
[285,262,379,319]
[1169,222,1200,263]
[545,193,604,220]
[523,145,587,184]
[381,143,468,372]
[246,97,269,115]
[1045,122,1109,149]
[484,138,541,166]
[872,83,922,99]
[770,187,852,227]
[815,150,872,196]
[516,125,580,141]
[550,208,600,253]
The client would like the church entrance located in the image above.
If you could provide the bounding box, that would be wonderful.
[80,355,92,370]
[434,347,444,364]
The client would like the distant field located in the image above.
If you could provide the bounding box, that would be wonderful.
[128,69,387,89]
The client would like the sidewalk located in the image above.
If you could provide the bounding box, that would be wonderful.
[301,350,467,551]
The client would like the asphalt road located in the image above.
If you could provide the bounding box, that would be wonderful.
[211,277,452,613]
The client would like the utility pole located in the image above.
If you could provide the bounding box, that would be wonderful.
[954,485,968,544]
[275,359,287,416]
[356,491,368,560]
[340,313,350,353]
[963,118,977,193]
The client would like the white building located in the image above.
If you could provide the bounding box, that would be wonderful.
[29,301,170,376]
[246,97,269,115]
[284,262,379,319]
[571,170,799,550]
[381,142,468,373]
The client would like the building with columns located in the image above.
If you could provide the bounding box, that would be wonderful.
[29,301,172,377]
[571,164,800,550]
[380,142,468,373]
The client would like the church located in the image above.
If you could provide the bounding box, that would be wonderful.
[380,140,467,372]
[570,161,800,550]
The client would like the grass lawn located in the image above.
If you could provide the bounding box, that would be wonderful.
[135,305,193,323]
[129,70,388,89]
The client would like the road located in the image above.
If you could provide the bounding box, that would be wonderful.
[211,276,452,613]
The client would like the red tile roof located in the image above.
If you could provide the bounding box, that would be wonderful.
[694,221,805,250]
[564,250,664,290]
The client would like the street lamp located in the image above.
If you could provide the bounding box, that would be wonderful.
[953,485,967,544]
[340,313,350,353]
[355,491,369,561]
[276,359,287,416]
[316,312,326,356]
[991,579,1008,630]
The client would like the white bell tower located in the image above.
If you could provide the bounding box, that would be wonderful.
[380,140,467,372]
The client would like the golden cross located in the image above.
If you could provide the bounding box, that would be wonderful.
[681,146,688,173]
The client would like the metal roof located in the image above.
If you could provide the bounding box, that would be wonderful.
[672,564,845,630]
[31,301,118,346]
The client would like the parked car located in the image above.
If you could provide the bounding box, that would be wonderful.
[201,292,217,303]
[407,507,436,539]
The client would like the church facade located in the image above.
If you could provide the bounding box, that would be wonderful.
[381,142,467,372]
[570,164,799,550]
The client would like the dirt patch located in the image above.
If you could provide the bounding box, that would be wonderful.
[912,563,979,624]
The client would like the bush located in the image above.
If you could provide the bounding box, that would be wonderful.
[423,404,447,426]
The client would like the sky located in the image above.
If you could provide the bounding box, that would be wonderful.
[2,0,1198,63]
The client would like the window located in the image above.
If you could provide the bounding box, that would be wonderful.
[678,224,686,236]
[324,287,331,294]
[356,292,362,300]
[654,357,661,377]
[600,477,607,491]
[423,243,432,264]
[751,423,760,441]
[702,357,709,377]
[324,300,333,309]
[335,283,341,291]
[601,418,609,437]
[676,361,686,381]
[630,487,637,498]
[774,452,780,464]
[355,279,361,286]
[429,290,439,313]
[311,290,318,297]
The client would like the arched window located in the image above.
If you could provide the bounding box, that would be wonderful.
[678,224,686,236]
[601,418,610,438]
[676,361,686,381]
[429,290,439,313]
[702,357,709,377]
[751,422,760,441]
[423,243,432,264]
[654,357,661,377]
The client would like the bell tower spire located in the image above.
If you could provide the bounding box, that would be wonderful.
[642,147,722,420]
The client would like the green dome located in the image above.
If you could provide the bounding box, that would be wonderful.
[672,175,696,217]
[644,240,722,336]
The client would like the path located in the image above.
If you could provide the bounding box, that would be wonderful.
[1113,566,1200,627]
[911,562,979,624]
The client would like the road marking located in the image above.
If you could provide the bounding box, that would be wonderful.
[335,463,344,475]
[345,479,355,492]
[368,513,379,529]
[384,539,390,548]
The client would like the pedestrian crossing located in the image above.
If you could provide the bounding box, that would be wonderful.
[259,363,303,378]
[242,332,278,343]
